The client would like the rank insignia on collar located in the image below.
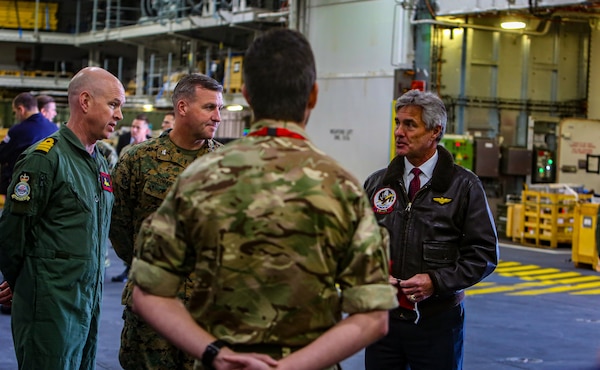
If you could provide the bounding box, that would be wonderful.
[373,187,397,214]
[433,196,452,205]
[100,172,113,192]
[11,173,31,202]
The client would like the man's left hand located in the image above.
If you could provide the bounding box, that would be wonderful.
[398,273,434,303]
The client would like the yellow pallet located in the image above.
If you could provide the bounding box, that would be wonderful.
[0,1,58,31]
[572,203,600,271]
[224,55,243,93]
[0,70,20,76]
[519,190,591,248]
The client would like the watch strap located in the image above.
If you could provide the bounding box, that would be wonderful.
[201,339,228,370]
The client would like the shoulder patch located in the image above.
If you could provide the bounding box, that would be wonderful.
[373,187,397,214]
[35,138,57,154]
[433,196,452,205]
[11,172,32,202]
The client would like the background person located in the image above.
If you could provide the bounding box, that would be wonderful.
[112,113,152,282]
[110,73,224,370]
[130,28,398,370]
[0,92,57,196]
[161,110,175,132]
[118,114,151,158]
[0,66,124,370]
[36,94,58,123]
[115,113,151,156]
[363,89,499,370]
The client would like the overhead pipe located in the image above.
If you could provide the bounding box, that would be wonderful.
[410,17,553,36]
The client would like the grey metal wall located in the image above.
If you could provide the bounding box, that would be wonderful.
[303,0,409,182]
[436,20,589,146]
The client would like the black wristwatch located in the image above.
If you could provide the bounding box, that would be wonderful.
[201,339,228,370]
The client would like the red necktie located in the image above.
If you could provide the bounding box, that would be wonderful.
[408,167,421,200]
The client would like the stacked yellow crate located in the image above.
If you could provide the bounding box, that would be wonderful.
[572,203,600,271]
[223,55,243,93]
[521,190,541,246]
[0,1,58,31]
[520,189,592,248]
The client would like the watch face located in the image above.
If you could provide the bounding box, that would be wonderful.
[202,340,228,369]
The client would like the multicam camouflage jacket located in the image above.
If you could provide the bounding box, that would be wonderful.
[131,120,398,348]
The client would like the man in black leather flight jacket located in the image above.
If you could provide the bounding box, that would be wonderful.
[363,89,499,370]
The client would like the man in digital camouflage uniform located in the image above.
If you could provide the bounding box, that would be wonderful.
[130,28,398,370]
[0,66,123,370]
[109,73,224,370]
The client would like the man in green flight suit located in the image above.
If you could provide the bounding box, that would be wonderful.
[0,66,124,370]
[110,73,224,370]
[130,28,398,370]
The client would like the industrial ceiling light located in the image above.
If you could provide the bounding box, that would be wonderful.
[226,104,244,111]
[500,20,526,30]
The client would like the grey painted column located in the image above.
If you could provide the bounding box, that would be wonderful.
[136,45,145,96]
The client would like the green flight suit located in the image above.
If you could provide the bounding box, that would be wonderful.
[0,124,114,370]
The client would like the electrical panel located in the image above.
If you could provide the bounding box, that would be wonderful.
[440,134,474,170]
[532,148,556,183]
[501,147,532,176]
[473,138,500,178]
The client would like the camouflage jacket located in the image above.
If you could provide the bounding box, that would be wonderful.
[131,120,398,347]
[96,140,118,173]
[109,130,222,306]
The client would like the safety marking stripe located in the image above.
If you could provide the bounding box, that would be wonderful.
[466,260,600,296]
[467,281,553,295]
[571,289,600,295]
[495,265,540,273]
[497,261,522,267]
[523,272,581,280]
[501,268,560,277]
[549,276,600,284]
[508,281,600,295]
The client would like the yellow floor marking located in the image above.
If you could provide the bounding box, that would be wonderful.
[524,272,581,280]
[495,265,540,272]
[500,268,561,277]
[509,281,600,295]
[467,281,552,295]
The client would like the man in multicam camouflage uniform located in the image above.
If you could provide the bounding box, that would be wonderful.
[130,28,398,370]
[109,73,224,370]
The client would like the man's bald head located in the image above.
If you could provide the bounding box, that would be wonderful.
[65,67,126,148]
[68,67,121,107]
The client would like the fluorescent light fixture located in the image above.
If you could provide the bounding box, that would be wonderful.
[226,104,244,112]
[142,104,154,112]
[501,21,526,30]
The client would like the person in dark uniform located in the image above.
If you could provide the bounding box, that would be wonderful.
[0,92,58,196]
[115,114,151,156]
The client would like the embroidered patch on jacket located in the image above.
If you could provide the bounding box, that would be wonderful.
[11,172,31,202]
[34,138,56,153]
[433,196,452,205]
[100,172,113,192]
[373,187,397,214]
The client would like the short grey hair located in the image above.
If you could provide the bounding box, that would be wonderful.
[395,89,447,142]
